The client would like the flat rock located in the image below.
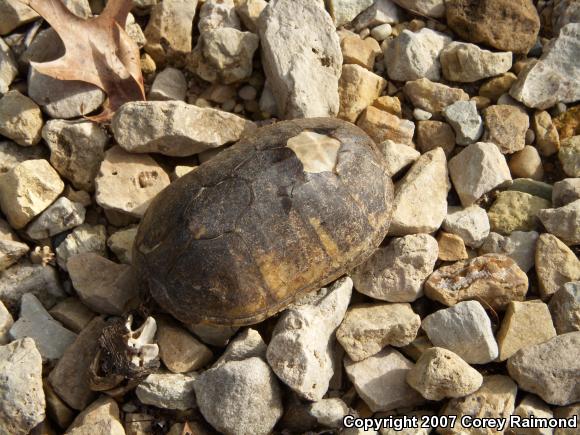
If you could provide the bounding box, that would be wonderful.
[391,0,445,18]
[338,64,386,123]
[357,106,415,145]
[0,338,45,435]
[508,332,580,406]
[328,0,374,26]
[0,37,17,94]
[136,372,197,410]
[148,67,187,101]
[336,303,420,361]
[549,281,580,334]
[488,191,551,234]
[538,199,580,245]
[403,78,469,114]
[56,224,107,270]
[0,90,43,146]
[508,178,553,200]
[266,277,351,401]
[26,197,85,240]
[535,234,580,298]
[385,28,451,82]
[482,105,529,154]
[344,347,424,412]
[559,136,580,177]
[259,0,342,119]
[351,234,438,302]
[425,253,529,310]
[443,100,483,145]
[406,347,483,401]
[112,101,256,157]
[49,297,95,334]
[479,231,539,272]
[442,205,490,248]
[377,140,420,177]
[553,178,580,207]
[416,121,456,156]
[422,300,499,364]
[0,239,29,271]
[441,42,512,83]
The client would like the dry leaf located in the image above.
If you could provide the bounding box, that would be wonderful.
[21,0,145,121]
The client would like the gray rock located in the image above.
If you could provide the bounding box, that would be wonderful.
[56,224,107,270]
[107,227,137,264]
[549,282,580,334]
[0,37,17,94]
[215,328,266,367]
[187,323,239,347]
[136,372,197,410]
[307,398,349,428]
[148,67,187,101]
[9,293,77,362]
[391,0,445,18]
[479,231,539,273]
[440,42,513,83]
[553,178,580,207]
[0,239,29,272]
[0,338,45,435]
[559,136,580,178]
[0,140,47,174]
[0,301,13,344]
[26,197,85,240]
[352,0,403,31]
[442,205,490,248]
[538,199,580,245]
[259,0,342,118]
[0,0,38,35]
[443,100,483,145]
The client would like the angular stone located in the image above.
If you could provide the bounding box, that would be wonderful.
[391,0,445,18]
[508,332,580,406]
[352,0,402,30]
[259,0,342,118]
[338,64,386,123]
[510,395,554,435]
[307,398,349,428]
[107,227,137,264]
[344,347,424,412]
[442,205,490,248]
[377,140,420,177]
[198,0,241,33]
[407,347,483,401]
[533,110,560,156]
[488,191,551,234]
[136,372,197,410]
[351,234,438,302]
[509,146,544,180]
[553,179,580,207]
[385,28,451,82]
[538,200,580,245]
[425,254,529,310]
[372,95,402,117]
[336,303,420,361]
[0,301,13,344]
[214,328,266,367]
[235,0,268,32]
[0,140,46,175]
[340,34,381,70]
[437,232,468,261]
[416,121,456,156]
[328,0,374,26]
[0,90,43,146]
[441,42,512,83]
[481,105,529,154]
[549,282,580,334]
[0,0,38,35]
[0,239,29,271]
[479,72,518,102]
[66,396,124,435]
[56,224,107,270]
[0,338,45,435]
[148,67,187,101]
[422,301,498,364]
[389,148,449,235]
[0,37,17,94]
[535,234,580,298]
[357,106,415,145]
[403,78,469,115]
[49,297,95,334]
[479,231,539,273]
[25,197,85,240]
[112,101,256,157]
[559,136,580,177]
[443,100,483,145]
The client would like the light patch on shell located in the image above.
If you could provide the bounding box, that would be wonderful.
[286,131,341,173]
[126,315,159,368]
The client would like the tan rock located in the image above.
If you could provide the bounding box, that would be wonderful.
[533,110,560,156]
[49,297,95,334]
[0,90,43,146]
[44,380,75,430]
[482,105,530,154]
[338,64,386,123]
[496,300,557,361]
[416,121,455,156]
[535,234,580,298]
[0,159,64,229]
[437,231,468,261]
[510,394,554,435]
[479,72,518,102]
[509,145,544,180]
[0,0,38,35]
[554,403,580,435]
[425,254,528,310]
[341,34,381,70]
[66,396,125,435]
[487,191,551,234]
[440,42,513,83]
[372,96,402,117]
[0,239,29,271]
[236,0,268,32]
[403,78,469,114]
[357,106,415,145]
[377,140,420,177]
[554,106,580,141]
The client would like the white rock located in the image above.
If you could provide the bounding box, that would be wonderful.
[344,347,424,412]
[107,227,137,264]
[510,23,580,110]
[413,108,432,121]
[198,0,241,33]
[352,0,402,31]
[259,0,342,119]
[443,100,483,145]
[0,37,17,94]
[389,148,450,235]
[377,140,420,177]
[391,0,445,18]
[351,234,438,302]
[136,372,197,410]
[440,42,513,83]
[307,398,349,428]
[214,328,266,367]
[0,300,13,344]
[25,197,85,240]
[266,277,352,401]
[0,239,29,272]
[538,199,580,245]
[385,28,451,82]
[0,338,45,435]
[328,0,374,26]
[370,23,392,41]
[0,90,43,146]
[421,301,499,364]
[112,101,256,157]
[56,224,107,270]
[442,205,490,248]
[549,281,580,334]
[9,293,76,362]
[448,142,512,206]
[479,231,539,273]
[148,67,187,101]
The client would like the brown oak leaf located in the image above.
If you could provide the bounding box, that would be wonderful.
[21,0,146,121]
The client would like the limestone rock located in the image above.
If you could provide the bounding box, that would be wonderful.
[407,347,483,401]
[422,301,498,364]
[336,303,420,361]
[403,78,469,115]
[535,234,580,298]
[553,178,580,207]
[340,34,381,70]
[0,140,46,174]
[538,199,580,245]
[187,323,239,347]
[49,297,95,334]
[0,38,17,94]
[479,231,539,273]
[553,403,580,435]
[0,239,29,271]
[443,205,490,248]
[479,72,518,102]
[549,282,580,334]
[482,105,529,154]
[425,254,529,310]
[236,0,268,32]
[377,140,420,177]
[441,42,512,83]
[389,148,449,235]
[508,178,553,200]
[351,234,438,302]
[328,0,374,26]
[259,0,342,118]
[148,67,187,101]
[559,136,580,177]
[56,224,107,270]
[509,146,544,180]
[266,277,352,401]
[338,64,386,123]
[136,372,197,410]
[372,95,402,116]
[214,328,266,367]
[26,197,85,240]
[0,90,43,146]
[357,106,415,145]
[508,332,580,406]
[352,0,402,31]
[391,0,445,18]
[533,110,560,156]
[437,232,468,261]
[112,101,255,157]
[385,28,451,82]
[443,100,483,145]
[488,191,551,234]
[107,227,137,264]
[416,121,456,156]
[511,395,554,435]
[198,0,241,32]
[66,396,124,435]
[0,338,45,435]
[307,397,348,428]
[0,301,13,344]
[0,0,38,35]
[344,347,424,412]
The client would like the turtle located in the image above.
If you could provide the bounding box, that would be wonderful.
[133,117,394,326]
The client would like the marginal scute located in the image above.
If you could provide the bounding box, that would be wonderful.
[286,131,341,174]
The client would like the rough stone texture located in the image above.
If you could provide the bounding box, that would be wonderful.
[443,205,490,248]
[509,146,544,180]
[488,191,551,234]
[49,297,95,334]
[9,293,76,362]
[403,78,469,115]
[553,178,580,207]
[496,300,557,361]
[112,101,256,157]
[136,372,197,410]
[437,232,468,261]
[0,140,47,175]
[538,199,580,245]
[56,224,107,270]
[357,106,415,145]
[559,136,580,177]
[149,67,187,101]
[0,338,45,435]
[236,0,268,32]
[389,148,449,235]
[377,140,420,177]
[307,397,348,428]
[66,396,124,435]
[391,0,445,17]
[440,42,513,83]
[336,303,420,361]
[422,301,498,364]
[439,375,517,435]
[107,227,138,264]
[351,234,438,302]
[259,0,342,119]
[442,100,483,145]
[510,23,579,109]
[425,254,529,310]
[340,34,381,70]
[416,121,456,156]
[385,28,451,82]
[352,0,402,30]
[0,239,29,271]
[42,119,108,191]
[328,0,374,26]
[446,0,540,54]
[68,253,138,316]
[479,231,539,273]
[407,347,483,401]
[508,332,580,406]
[95,146,170,218]
[549,282,580,334]
[479,72,518,102]
[0,37,17,94]
[373,95,402,116]
[482,105,530,154]
[338,64,386,123]
[533,110,560,156]
[449,142,512,206]
[198,0,241,33]
[535,234,580,299]
[510,395,554,435]
[26,197,85,240]
[0,301,13,344]
[266,277,352,401]
[215,328,266,367]
[0,90,43,146]
[344,347,424,412]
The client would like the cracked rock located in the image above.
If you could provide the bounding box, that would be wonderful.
[25,197,85,241]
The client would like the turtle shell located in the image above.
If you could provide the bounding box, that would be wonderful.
[133,118,394,326]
